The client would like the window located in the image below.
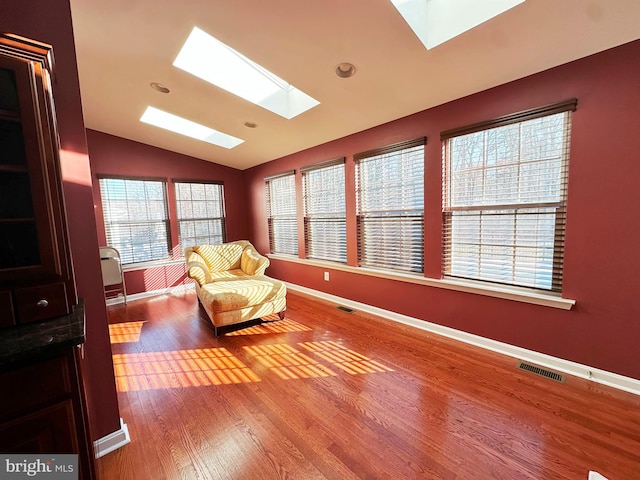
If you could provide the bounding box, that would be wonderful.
[442,99,576,291]
[173,27,319,119]
[265,171,298,255]
[389,0,525,51]
[355,138,425,273]
[140,107,243,149]
[174,180,226,251]
[302,159,346,263]
[99,177,170,265]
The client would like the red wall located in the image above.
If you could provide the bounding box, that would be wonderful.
[1,0,121,439]
[87,130,249,295]
[245,40,640,381]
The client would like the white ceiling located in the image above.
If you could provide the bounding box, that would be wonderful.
[70,0,640,170]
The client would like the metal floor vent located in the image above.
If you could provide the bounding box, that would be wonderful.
[336,305,354,313]
[517,362,565,383]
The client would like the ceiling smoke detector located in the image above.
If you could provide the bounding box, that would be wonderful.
[335,63,356,78]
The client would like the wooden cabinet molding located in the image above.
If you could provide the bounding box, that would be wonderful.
[0,33,76,325]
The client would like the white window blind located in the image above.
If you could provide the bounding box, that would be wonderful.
[442,100,576,292]
[265,171,298,255]
[99,177,170,265]
[174,180,226,252]
[302,159,346,263]
[355,138,425,273]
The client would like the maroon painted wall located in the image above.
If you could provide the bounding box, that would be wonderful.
[1,0,121,439]
[245,40,640,381]
[87,130,249,295]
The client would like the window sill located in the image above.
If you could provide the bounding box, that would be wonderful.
[267,254,576,310]
[122,258,185,272]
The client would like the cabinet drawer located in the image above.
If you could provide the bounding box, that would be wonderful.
[14,282,69,323]
[0,290,15,327]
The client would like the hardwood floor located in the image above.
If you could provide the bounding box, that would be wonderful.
[98,290,640,479]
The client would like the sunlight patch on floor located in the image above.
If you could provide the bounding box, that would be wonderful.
[226,318,312,336]
[109,321,145,344]
[244,343,337,379]
[112,347,260,391]
[299,341,394,375]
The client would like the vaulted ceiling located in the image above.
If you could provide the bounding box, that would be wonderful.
[70,0,640,170]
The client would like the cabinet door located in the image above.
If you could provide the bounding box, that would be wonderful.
[0,290,15,326]
[0,53,61,283]
[0,400,77,453]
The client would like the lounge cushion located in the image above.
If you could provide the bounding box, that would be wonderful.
[199,275,286,314]
[194,243,244,272]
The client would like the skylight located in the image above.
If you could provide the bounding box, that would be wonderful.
[173,27,320,120]
[390,0,525,50]
[140,106,244,149]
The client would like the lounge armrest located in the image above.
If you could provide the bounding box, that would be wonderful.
[185,248,212,286]
[241,245,270,276]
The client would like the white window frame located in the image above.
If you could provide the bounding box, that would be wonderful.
[355,138,425,274]
[99,176,170,265]
[174,180,226,253]
[265,171,298,256]
[302,159,346,263]
[442,99,576,292]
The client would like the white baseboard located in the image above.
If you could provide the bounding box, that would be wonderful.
[94,418,131,458]
[106,283,195,306]
[286,282,640,396]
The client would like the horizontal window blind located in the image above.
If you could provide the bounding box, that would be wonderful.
[355,139,425,273]
[442,101,575,291]
[302,159,346,263]
[99,177,170,265]
[265,171,298,255]
[174,181,226,252]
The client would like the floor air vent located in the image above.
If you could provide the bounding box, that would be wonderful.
[517,362,565,383]
[336,305,354,313]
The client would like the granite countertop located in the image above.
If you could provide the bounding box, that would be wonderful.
[0,299,85,368]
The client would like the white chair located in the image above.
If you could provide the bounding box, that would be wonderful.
[100,246,127,304]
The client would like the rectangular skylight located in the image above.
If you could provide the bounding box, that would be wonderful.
[140,106,244,149]
[390,0,525,50]
[173,27,320,120]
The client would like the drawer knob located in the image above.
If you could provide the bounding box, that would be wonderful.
[36,298,49,308]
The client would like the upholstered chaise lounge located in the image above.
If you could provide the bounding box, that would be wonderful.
[185,241,286,336]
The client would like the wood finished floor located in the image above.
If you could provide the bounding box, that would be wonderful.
[98,291,640,480]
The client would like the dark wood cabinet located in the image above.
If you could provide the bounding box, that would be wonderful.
[0,34,94,479]
[0,34,76,327]
[0,332,95,480]
[0,400,77,455]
